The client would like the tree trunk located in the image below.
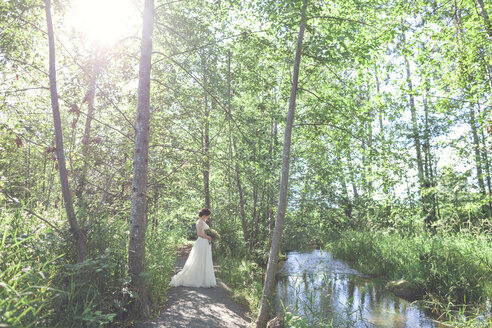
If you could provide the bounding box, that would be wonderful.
[234,139,249,244]
[201,54,210,209]
[337,152,352,219]
[227,48,233,216]
[423,89,437,224]
[256,1,307,326]
[470,105,486,195]
[346,149,359,200]
[128,0,154,316]
[250,183,266,252]
[268,116,278,240]
[403,52,425,189]
[375,65,389,194]
[76,61,100,203]
[402,36,430,226]
[478,104,492,195]
[44,0,87,262]
[250,181,258,247]
[476,0,492,42]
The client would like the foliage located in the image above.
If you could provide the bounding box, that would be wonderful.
[1,0,492,325]
[327,229,492,315]
[145,222,184,307]
[215,255,264,316]
[0,218,56,327]
[0,204,184,326]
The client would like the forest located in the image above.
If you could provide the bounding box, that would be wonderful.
[1,0,491,327]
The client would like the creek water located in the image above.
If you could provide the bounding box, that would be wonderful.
[275,249,446,327]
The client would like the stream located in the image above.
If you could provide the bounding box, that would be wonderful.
[275,249,446,327]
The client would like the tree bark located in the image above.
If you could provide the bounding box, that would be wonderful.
[375,64,389,194]
[250,183,266,252]
[346,149,359,200]
[337,152,352,219]
[227,48,233,215]
[403,51,425,189]
[478,104,492,195]
[470,104,486,195]
[423,89,437,224]
[402,35,432,226]
[44,0,87,262]
[476,0,492,42]
[256,1,307,326]
[76,60,100,203]
[128,0,154,316]
[234,139,249,244]
[268,116,278,241]
[201,54,211,209]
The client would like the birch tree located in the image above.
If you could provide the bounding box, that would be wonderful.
[128,0,154,315]
[44,0,87,262]
[256,0,307,326]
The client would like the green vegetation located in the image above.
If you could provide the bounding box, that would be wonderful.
[2,0,492,326]
[0,206,182,327]
[215,255,264,316]
[328,230,491,310]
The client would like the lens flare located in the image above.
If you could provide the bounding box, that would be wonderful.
[66,0,138,46]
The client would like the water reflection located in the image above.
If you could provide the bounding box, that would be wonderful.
[275,250,445,327]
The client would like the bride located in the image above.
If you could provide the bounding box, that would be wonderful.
[170,208,217,288]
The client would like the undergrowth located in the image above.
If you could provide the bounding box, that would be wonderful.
[0,205,182,327]
[327,229,492,325]
[215,254,264,317]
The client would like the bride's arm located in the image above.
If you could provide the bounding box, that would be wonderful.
[197,220,212,241]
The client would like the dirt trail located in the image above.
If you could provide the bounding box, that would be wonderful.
[138,244,252,328]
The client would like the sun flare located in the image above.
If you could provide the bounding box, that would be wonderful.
[66,0,139,46]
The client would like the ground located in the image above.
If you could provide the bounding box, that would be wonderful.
[138,244,252,328]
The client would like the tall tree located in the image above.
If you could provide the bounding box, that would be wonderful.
[201,52,211,209]
[256,0,307,326]
[128,0,154,315]
[44,0,87,262]
[76,58,100,203]
[476,0,492,42]
[470,103,486,195]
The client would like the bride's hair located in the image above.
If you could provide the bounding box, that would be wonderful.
[198,208,211,217]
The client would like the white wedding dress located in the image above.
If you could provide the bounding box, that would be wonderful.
[170,219,216,288]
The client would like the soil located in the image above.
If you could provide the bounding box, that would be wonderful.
[137,244,253,328]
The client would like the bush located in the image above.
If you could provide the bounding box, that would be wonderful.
[0,205,183,327]
[215,255,264,315]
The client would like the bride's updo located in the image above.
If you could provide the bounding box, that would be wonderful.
[198,208,211,217]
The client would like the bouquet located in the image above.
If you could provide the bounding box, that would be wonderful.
[204,228,220,244]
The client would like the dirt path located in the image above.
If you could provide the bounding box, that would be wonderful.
[138,244,252,328]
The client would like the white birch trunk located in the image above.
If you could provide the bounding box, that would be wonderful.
[255,1,307,326]
[44,0,87,262]
[128,0,154,316]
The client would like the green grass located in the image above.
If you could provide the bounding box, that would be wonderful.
[215,255,264,316]
[0,206,184,327]
[326,229,492,323]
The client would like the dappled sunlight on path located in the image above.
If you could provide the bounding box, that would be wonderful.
[138,245,252,328]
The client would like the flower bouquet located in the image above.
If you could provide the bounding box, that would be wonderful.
[204,228,220,244]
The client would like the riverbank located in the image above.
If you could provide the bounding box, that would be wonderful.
[326,229,492,326]
[276,249,448,327]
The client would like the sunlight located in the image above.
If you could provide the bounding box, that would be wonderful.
[66,0,138,46]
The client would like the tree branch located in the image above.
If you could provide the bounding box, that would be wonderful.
[307,15,374,28]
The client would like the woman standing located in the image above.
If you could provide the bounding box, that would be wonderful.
[170,208,216,288]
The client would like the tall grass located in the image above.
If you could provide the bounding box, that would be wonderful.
[145,223,184,307]
[215,254,264,316]
[0,206,183,327]
[0,229,57,327]
[327,229,492,322]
